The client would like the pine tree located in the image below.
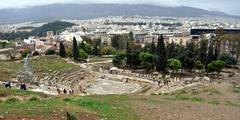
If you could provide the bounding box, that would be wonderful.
[72,37,79,60]
[156,34,167,74]
[59,41,66,58]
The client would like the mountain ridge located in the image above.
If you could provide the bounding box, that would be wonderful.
[0,3,238,24]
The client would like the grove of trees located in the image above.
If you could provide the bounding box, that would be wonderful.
[112,31,240,78]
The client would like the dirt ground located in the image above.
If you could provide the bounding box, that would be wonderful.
[130,70,240,120]
[3,112,100,120]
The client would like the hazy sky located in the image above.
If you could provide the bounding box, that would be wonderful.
[0,0,239,15]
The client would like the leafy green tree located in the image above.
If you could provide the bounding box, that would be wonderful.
[32,21,75,36]
[156,34,167,74]
[194,60,204,75]
[207,60,225,78]
[112,52,126,68]
[0,41,7,48]
[72,37,79,60]
[84,43,93,55]
[218,53,237,66]
[118,35,128,50]
[79,41,86,50]
[111,35,120,49]
[59,41,66,58]
[167,58,182,77]
[101,46,117,55]
[79,49,88,60]
[139,52,154,72]
[82,36,92,45]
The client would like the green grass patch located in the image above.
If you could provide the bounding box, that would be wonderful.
[175,95,206,103]
[31,56,76,73]
[0,94,138,120]
[5,97,20,104]
[0,87,48,98]
[88,56,112,63]
[0,61,22,73]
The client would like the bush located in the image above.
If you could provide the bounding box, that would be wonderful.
[67,112,78,120]
[207,60,225,74]
[167,58,182,71]
[79,49,88,60]
[112,52,126,67]
[5,97,20,104]
[21,50,29,58]
[101,46,117,55]
[218,53,237,66]
[32,51,40,56]
[63,98,71,102]
[45,49,56,55]
[29,97,40,101]
[194,60,204,70]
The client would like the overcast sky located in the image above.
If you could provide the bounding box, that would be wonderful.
[0,0,239,15]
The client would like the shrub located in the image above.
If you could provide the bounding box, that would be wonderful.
[79,49,88,60]
[207,60,225,74]
[5,97,20,104]
[45,49,56,55]
[218,53,237,66]
[67,112,78,120]
[29,97,39,101]
[32,51,40,56]
[21,50,29,58]
[63,98,71,102]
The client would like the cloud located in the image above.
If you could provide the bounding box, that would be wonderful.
[0,0,239,15]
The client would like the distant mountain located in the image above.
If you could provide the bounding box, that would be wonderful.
[0,4,238,24]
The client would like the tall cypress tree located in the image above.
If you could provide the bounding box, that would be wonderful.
[166,41,177,59]
[156,34,167,74]
[72,37,79,60]
[213,42,219,60]
[207,40,214,68]
[151,38,155,54]
[59,41,66,58]
[126,40,132,68]
[199,38,208,65]
[184,41,195,71]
